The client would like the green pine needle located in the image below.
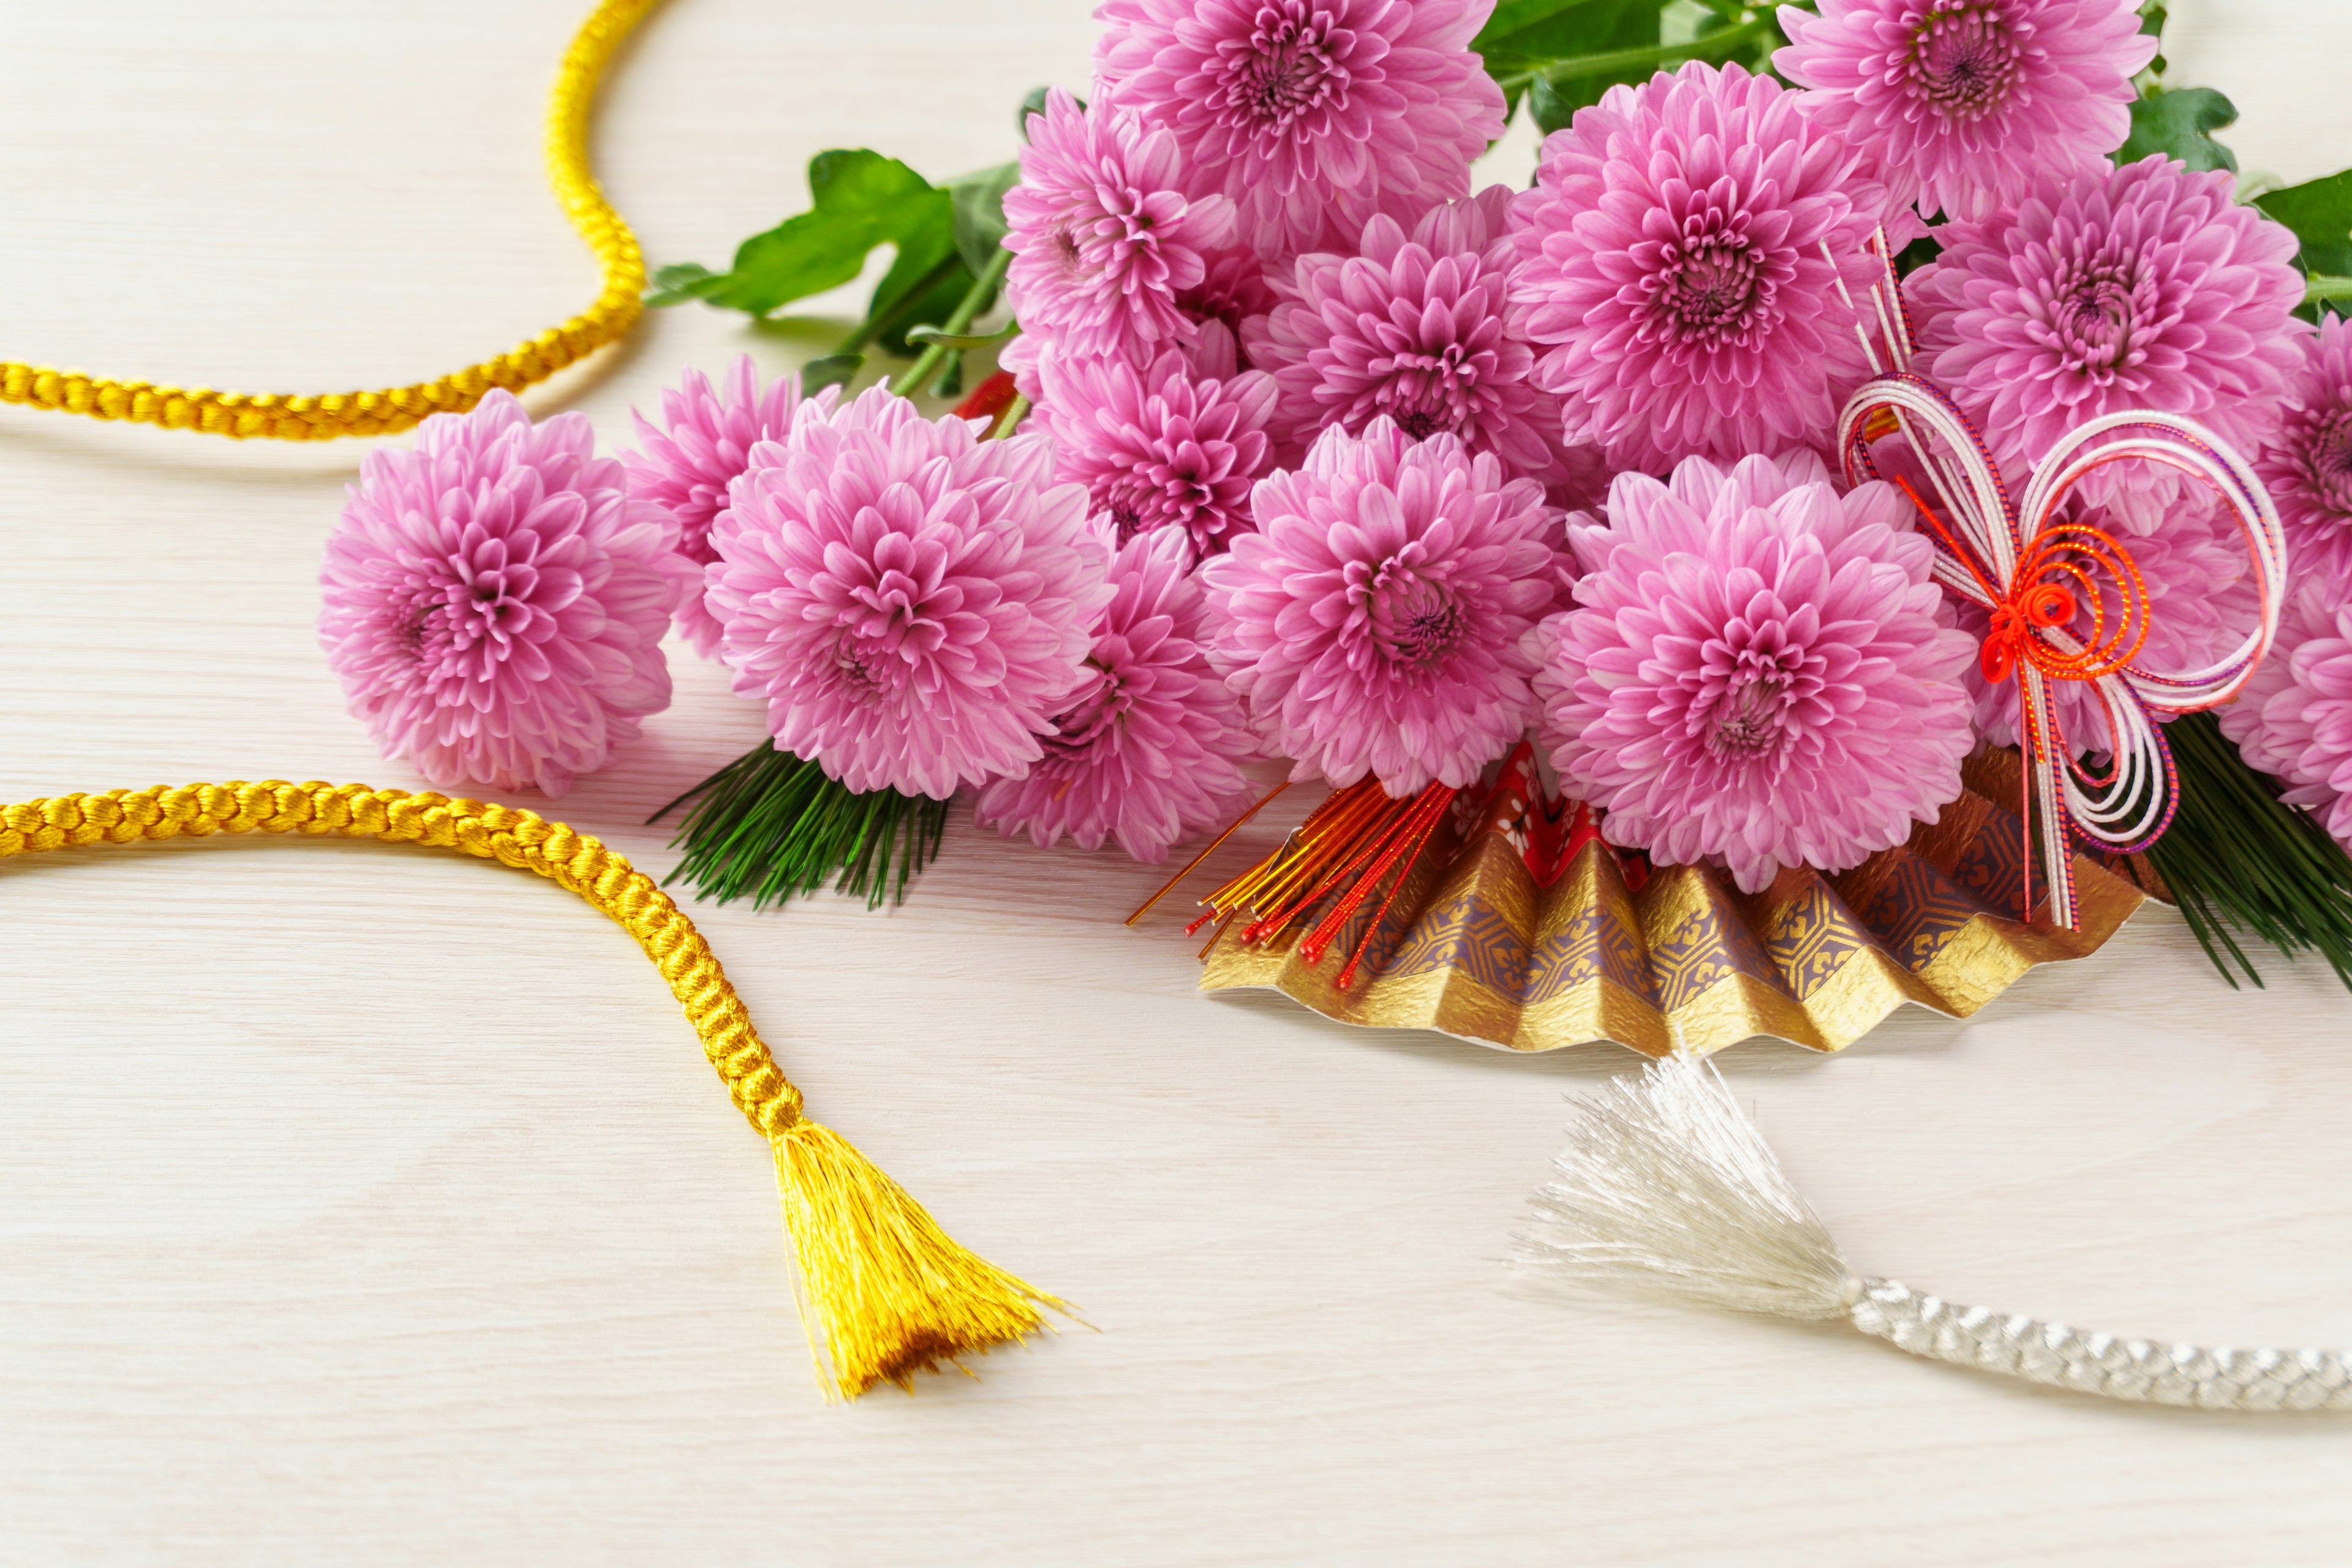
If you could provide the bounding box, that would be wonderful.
[649,742,948,910]
[2142,712,2352,991]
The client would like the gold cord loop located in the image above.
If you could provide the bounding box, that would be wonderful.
[0,0,655,441]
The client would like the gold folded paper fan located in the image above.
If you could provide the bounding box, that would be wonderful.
[1197,744,2150,1056]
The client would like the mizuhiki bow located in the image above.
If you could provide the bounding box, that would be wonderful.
[1823,233,2289,930]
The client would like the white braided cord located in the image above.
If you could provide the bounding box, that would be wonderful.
[1850,1280,2352,1411]
[1517,1054,2352,1411]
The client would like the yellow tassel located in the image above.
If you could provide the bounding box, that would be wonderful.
[775,1122,1069,1400]
[0,781,1069,1400]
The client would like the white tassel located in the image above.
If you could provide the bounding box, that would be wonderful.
[1515,1054,2352,1411]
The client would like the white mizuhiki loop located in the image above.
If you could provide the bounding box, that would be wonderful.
[1515,1054,2351,1412]
[1820,232,2290,930]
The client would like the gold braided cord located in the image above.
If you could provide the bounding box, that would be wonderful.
[1,780,1066,1400]
[0,0,655,441]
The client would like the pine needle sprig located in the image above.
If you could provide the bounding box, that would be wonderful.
[651,741,949,910]
[2141,711,2352,990]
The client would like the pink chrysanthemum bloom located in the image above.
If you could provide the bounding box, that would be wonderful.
[619,356,825,658]
[1093,0,1505,259]
[1003,88,1237,368]
[1909,156,2305,505]
[1028,350,1280,561]
[1246,186,1569,484]
[977,530,1259,861]
[2217,571,2352,853]
[1509,61,1891,475]
[2260,312,2352,586]
[1537,451,1977,891]
[1199,418,1556,794]
[1776,0,2157,222]
[1952,480,2260,748]
[707,387,1113,799]
[320,390,680,798]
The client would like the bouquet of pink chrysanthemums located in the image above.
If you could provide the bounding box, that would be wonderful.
[319,0,2352,982]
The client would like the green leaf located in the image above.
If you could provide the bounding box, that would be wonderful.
[905,323,1020,351]
[2137,1,2168,83]
[2256,169,2352,278]
[945,162,1022,278]
[2116,85,2239,173]
[643,261,725,308]
[797,353,864,393]
[1497,0,1658,129]
[1472,0,1616,55]
[660,149,956,318]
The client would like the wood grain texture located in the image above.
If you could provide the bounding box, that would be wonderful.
[4,2,2351,1562]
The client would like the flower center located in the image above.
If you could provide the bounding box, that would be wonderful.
[2309,412,2352,518]
[831,633,893,696]
[1907,2,2022,120]
[2049,257,2150,380]
[1653,229,1769,348]
[1041,664,1126,760]
[1221,4,1347,134]
[1375,344,1484,441]
[1365,567,1462,665]
[1693,631,1810,760]
[1705,678,1789,756]
[1046,221,1087,278]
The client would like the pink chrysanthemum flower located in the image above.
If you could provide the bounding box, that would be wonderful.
[619,356,825,658]
[1509,61,1892,475]
[1003,88,1237,368]
[2260,313,2352,587]
[1909,156,2305,504]
[2217,570,2352,853]
[977,530,1258,861]
[707,387,1113,799]
[1537,451,1976,891]
[1776,0,2157,222]
[1199,418,1556,793]
[1246,186,1570,484]
[320,390,680,798]
[1028,350,1280,561]
[1093,0,1505,259]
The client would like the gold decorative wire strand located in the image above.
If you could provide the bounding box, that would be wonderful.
[0,781,1066,1400]
[0,0,656,440]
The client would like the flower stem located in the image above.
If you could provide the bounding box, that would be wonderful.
[888,249,1013,398]
[837,252,964,355]
[1496,8,1778,93]
[987,391,1031,440]
[2305,274,2352,310]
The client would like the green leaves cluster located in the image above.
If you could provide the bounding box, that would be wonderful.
[647,148,1019,368]
[654,742,949,911]
[2144,714,2352,991]
[1474,0,1787,135]
[2255,171,2352,318]
[2118,85,2239,173]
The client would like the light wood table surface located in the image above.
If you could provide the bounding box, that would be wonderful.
[6,2,2352,1562]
